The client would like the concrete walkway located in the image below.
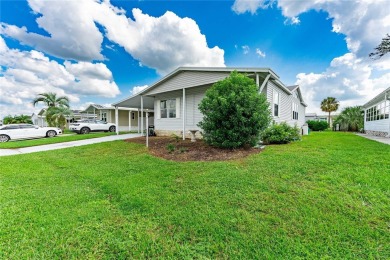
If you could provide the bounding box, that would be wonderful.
[0,133,142,157]
[356,133,390,145]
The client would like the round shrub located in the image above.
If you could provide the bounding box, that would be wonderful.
[198,71,271,149]
[261,122,301,144]
[307,120,328,131]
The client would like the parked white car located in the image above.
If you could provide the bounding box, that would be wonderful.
[69,120,116,134]
[0,124,62,142]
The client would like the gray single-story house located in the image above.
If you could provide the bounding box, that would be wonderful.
[113,67,307,138]
[81,104,153,132]
[362,87,390,137]
[305,112,339,126]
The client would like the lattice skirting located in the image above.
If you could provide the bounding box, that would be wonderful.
[365,130,390,138]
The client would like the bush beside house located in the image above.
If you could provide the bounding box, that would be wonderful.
[198,71,271,149]
[261,122,301,144]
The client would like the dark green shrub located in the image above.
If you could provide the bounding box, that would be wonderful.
[198,71,271,149]
[307,120,328,131]
[261,122,301,144]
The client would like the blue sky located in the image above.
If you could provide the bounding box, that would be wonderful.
[0,0,389,117]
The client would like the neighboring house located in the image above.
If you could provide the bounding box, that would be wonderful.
[81,104,153,132]
[362,87,390,137]
[305,113,339,126]
[31,109,48,127]
[0,119,3,126]
[113,67,307,138]
[32,109,84,127]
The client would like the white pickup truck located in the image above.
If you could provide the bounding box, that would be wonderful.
[69,120,116,134]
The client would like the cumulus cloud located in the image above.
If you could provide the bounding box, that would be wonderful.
[1,0,225,74]
[0,37,120,117]
[232,0,390,112]
[297,53,390,113]
[130,85,148,96]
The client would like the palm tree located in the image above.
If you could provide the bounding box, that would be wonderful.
[334,106,363,132]
[46,107,73,130]
[321,97,340,126]
[32,92,70,108]
[32,92,70,127]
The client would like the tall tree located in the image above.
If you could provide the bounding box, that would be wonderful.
[321,97,340,126]
[32,92,71,127]
[32,92,70,108]
[369,34,390,59]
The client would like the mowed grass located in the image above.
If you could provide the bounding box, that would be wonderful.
[0,132,389,258]
[0,131,134,149]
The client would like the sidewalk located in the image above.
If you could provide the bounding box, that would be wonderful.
[0,133,142,157]
[356,133,390,145]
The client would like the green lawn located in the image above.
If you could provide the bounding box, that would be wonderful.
[0,131,135,149]
[0,132,389,258]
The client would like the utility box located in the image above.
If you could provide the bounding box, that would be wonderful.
[302,124,309,135]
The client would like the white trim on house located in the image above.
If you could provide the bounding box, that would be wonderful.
[113,67,308,137]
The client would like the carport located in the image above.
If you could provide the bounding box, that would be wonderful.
[112,95,155,135]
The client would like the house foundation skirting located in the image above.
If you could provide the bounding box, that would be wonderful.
[155,130,203,139]
[365,130,390,138]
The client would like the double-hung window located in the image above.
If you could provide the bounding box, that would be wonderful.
[160,99,176,118]
[273,91,280,117]
[292,103,299,120]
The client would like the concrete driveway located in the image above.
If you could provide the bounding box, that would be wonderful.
[0,133,142,157]
[356,133,390,145]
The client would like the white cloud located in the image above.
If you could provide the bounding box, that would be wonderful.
[297,53,390,113]
[232,0,390,113]
[256,48,266,58]
[130,85,148,96]
[232,0,271,14]
[0,37,120,118]
[1,0,225,74]
[242,45,250,54]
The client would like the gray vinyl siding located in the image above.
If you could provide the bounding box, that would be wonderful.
[185,85,209,130]
[146,71,230,95]
[265,81,306,127]
[365,119,390,133]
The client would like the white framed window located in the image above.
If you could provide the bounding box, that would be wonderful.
[365,100,389,121]
[292,103,299,120]
[273,90,280,117]
[160,99,176,118]
[101,112,107,122]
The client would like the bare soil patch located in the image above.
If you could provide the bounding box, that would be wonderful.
[126,136,262,161]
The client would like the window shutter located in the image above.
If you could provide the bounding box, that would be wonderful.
[176,98,180,118]
[156,100,161,119]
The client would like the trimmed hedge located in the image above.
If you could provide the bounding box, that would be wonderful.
[307,120,328,131]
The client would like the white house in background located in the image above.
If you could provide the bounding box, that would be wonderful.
[113,67,307,138]
[362,87,390,137]
[81,104,153,132]
[305,113,339,126]
[31,109,48,127]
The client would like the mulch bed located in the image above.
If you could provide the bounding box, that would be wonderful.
[126,136,262,161]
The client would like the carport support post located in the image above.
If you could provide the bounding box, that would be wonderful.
[115,106,119,135]
[182,88,186,140]
[138,110,140,133]
[128,110,131,132]
[146,111,149,147]
[141,96,144,136]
